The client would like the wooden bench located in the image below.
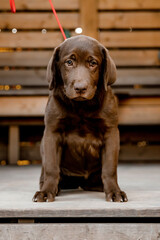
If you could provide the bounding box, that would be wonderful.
[0,0,160,164]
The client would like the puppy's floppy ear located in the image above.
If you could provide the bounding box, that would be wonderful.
[46,47,60,90]
[102,47,117,90]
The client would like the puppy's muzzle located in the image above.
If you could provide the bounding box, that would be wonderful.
[74,82,88,94]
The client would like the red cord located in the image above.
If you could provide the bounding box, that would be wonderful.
[10,0,16,13]
[9,0,66,40]
[48,0,67,40]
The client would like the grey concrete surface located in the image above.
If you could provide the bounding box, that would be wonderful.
[0,164,160,218]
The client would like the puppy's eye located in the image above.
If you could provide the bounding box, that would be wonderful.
[65,59,73,66]
[89,60,98,67]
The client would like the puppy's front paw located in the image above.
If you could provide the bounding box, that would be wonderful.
[32,191,55,202]
[106,190,128,202]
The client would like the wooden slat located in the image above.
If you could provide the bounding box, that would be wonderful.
[0,0,79,10]
[0,96,47,116]
[0,70,47,86]
[116,69,160,85]
[120,127,160,142]
[100,31,160,48]
[119,97,160,105]
[110,50,160,67]
[1,69,159,86]
[1,50,160,67]
[0,89,48,96]
[0,32,63,48]
[99,0,160,10]
[1,31,160,48]
[99,12,160,29]
[118,97,160,125]
[1,0,160,10]
[8,126,19,164]
[113,88,160,96]
[0,96,159,125]
[119,145,160,161]
[80,0,98,39]
[0,13,79,29]
[0,51,52,67]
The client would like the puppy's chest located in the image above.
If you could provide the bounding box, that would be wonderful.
[57,117,106,156]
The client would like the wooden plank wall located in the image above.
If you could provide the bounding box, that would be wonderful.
[0,0,160,164]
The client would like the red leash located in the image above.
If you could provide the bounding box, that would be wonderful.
[48,0,67,40]
[10,0,16,13]
[9,0,67,40]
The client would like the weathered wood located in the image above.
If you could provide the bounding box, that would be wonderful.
[1,31,159,48]
[118,98,160,125]
[0,51,52,67]
[99,12,160,29]
[110,50,160,67]
[0,13,79,29]
[98,0,160,10]
[0,224,160,240]
[2,0,160,10]
[80,0,98,39]
[100,31,160,48]
[0,97,159,125]
[1,50,160,67]
[0,0,79,10]
[8,126,19,165]
[0,32,63,48]
[116,69,160,85]
[0,70,47,86]
[0,96,47,116]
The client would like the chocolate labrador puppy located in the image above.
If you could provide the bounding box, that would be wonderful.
[33,35,128,202]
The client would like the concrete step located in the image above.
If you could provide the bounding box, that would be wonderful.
[0,164,160,218]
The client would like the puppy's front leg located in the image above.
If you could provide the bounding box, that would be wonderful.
[102,127,128,202]
[33,129,62,202]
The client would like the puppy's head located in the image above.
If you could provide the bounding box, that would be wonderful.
[47,35,116,101]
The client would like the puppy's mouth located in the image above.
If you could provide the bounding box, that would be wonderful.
[73,96,87,101]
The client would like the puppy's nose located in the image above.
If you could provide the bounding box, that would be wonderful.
[74,82,87,94]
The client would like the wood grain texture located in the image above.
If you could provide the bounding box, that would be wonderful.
[98,0,160,10]
[1,50,160,67]
[0,97,159,125]
[0,51,52,67]
[1,31,160,48]
[100,31,160,48]
[116,69,160,85]
[0,32,63,48]
[80,0,98,39]
[110,50,160,66]
[99,12,160,29]
[0,70,47,86]
[0,224,160,240]
[0,13,79,29]
[0,0,79,10]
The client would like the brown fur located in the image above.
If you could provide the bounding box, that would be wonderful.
[33,35,128,202]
